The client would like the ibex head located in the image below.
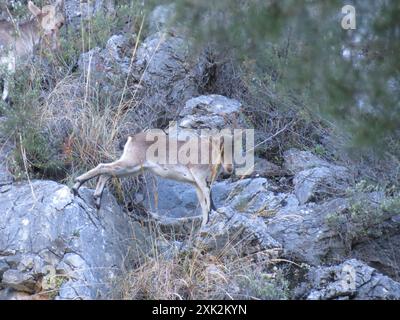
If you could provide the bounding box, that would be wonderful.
[219,134,234,176]
[209,134,234,180]
[28,0,65,50]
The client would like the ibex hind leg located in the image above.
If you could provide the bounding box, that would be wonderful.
[93,175,111,209]
[72,161,127,195]
[72,181,82,196]
[194,186,209,227]
[210,189,217,211]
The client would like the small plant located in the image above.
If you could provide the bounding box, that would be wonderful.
[236,268,291,300]
[42,273,67,300]
[326,195,400,247]
[0,60,67,180]
[353,179,379,193]
[112,225,291,300]
[381,196,400,215]
[313,144,326,157]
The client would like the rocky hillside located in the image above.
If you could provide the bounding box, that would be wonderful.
[0,1,399,300]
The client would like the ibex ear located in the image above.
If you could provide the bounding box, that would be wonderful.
[28,1,42,17]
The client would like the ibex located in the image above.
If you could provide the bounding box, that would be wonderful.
[0,0,65,101]
[72,132,234,227]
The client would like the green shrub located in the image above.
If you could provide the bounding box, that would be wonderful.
[1,61,66,179]
[326,194,400,247]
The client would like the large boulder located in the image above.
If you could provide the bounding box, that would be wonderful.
[283,148,353,204]
[266,198,350,266]
[132,31,199,122]
[265,191,400,271]
[139,162,399,281]
[197,206,282,257]
[142,175,201,221]
[139,175,286,224]
[177,94,242,131]
[0,180,147,300]
[352,233,400,281]
[283,148,332,174]
[78,34,132,85]
[102,31,211,137]
[295,259,400,300]
[211,177,292,215]
[293,165,351,204]
[251,157,285,177]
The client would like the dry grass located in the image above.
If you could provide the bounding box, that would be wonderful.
[1,3,140,175]
[41,76,125,171]
[111,224,290,300]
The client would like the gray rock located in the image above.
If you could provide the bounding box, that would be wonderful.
[266,198,349,265]
[0,180,147,299]
[16,255,35,272]
[266,192,400,269]
[62,253,87,270]
[55,260,73,275]
[106,35,131,69]
[140,176,287,228]
[293,165,351,204]
[78,34,131,78]
[296,259,400,300]
[283,148,331,174]
[1,270,36,293]
[0,288,22,300]
[58,279,93,300]
[212,178,289,215]
[0,155,12,186]
[178,94,242,130]
[78,47,103,73]
[64,0,81,21]
[197,206,282,256]
[142,175,201,219]
[43,32,134,173]
[352,234,400,281]
[132,32,198,120]
[282,148,353,204]
[251,157,284,177]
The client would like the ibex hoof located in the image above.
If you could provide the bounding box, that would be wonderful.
[94,197,101,210]
[201,220,209,228]
[71,182,81,196]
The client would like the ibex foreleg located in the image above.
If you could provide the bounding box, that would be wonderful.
[190,168,212,226]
